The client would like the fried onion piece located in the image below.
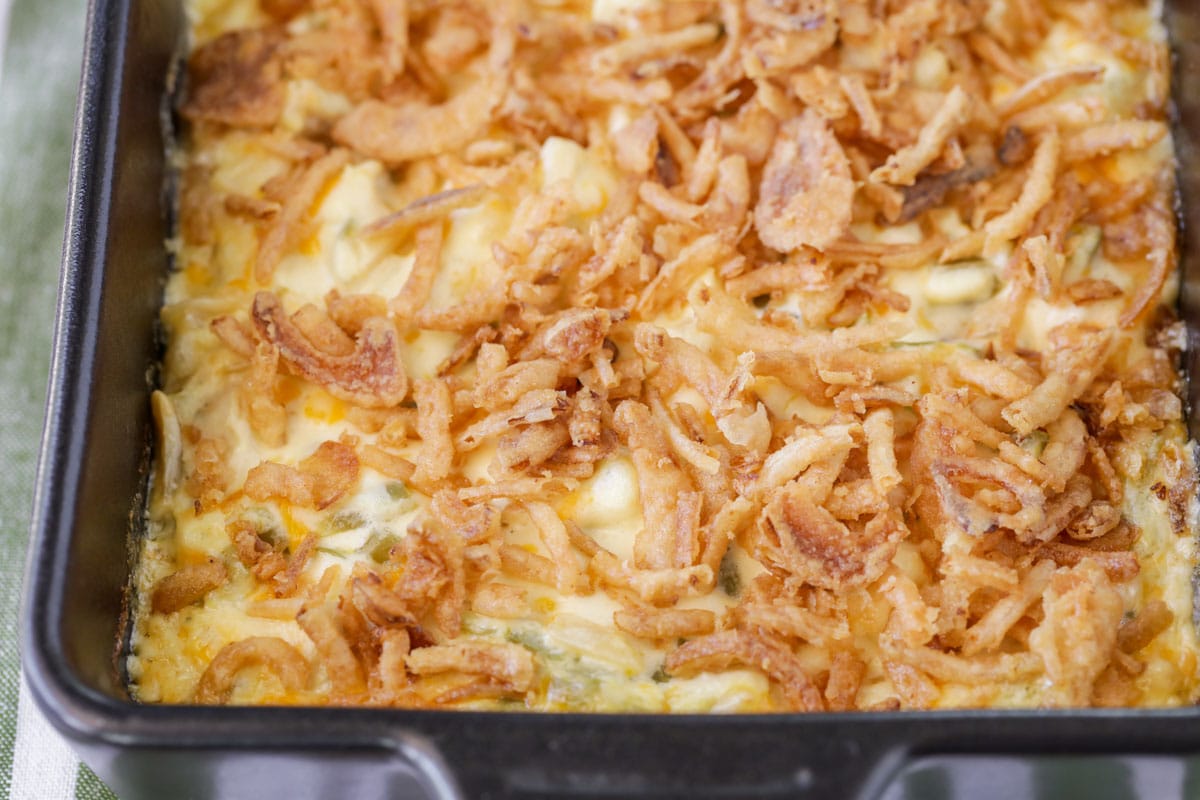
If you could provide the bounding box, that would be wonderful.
[881,572,937,649]
[331,3,514,163]
[358,443,416,483]
[230,519,288,585]
[290,304,354,356]
[151,558,228,614]
[525,501,580,594]
[243,440,360,510]
[367,0,407,81]
[824,651,865,711]
[744,0,838,77]
[185,436,232,512]
[664,629,825,711]
[1002,327,1112,435]
[613,607,717,640]
[193,637,309,704]
[252,291,408,408]
[590,552,715,606]
[672,0,745,114]
[1117,600,1173,654]
[364,184,487,240]
[1118,194,1176,328]
[183,28,286,128]
[756,424,860,493]
[870,86,971,186]
[592,22,721,74]
[351,570,418,629]
[753,111,854,253]
[961,559,1056,656]
[1029,560,1124,706]
[882,634,1043,684]
[733,601,850,648]
[326,290,388,336]
[458,389,567,451]
[392,523,467,638]
[411,377,455,483]
[1062,120,1168,165]
[984,128,1059,256]
[377,628,412,695]
[297,602,367,696]
[1039,540,1140,583]
[996,64,1105,118]
[762,481,905,590]
[519,307,614,365]
[255,149,351,284]
[243,341,288,447]
[613,111,659,176]
[406,641,534,692]
[613,400,703,570]
[863,408,902,496]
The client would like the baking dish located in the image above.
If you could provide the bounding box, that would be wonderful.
[20,0,1200,797]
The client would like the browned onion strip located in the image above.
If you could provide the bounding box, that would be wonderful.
[151,558,228,615]
[252,291,408,408]
[332,3,515,163]
[753,111,854,252]
[193,637,309,704]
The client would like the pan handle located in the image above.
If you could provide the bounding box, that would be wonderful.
[872,754,1200,800]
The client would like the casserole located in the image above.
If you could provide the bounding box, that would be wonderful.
[140,0,1200,714]
[21,0,1200,797]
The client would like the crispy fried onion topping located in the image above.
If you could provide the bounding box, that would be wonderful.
[183,28,285,128]
[331,3,515,163]
[665,629,825,711]
[156,0,1191,713]
[1029,560,1124,706]
[252,291,408,407]
[754,111,854,252]
[151,558,228,614]
[762,481,907,589]
[193,637,309,704]
[406,641,534,693]
[244,440,360,510]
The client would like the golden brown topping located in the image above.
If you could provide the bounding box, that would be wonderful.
[411,378,455,483]
[193,637,309,704]
[1117,599,1174,654]
[753,111,854,252]
[297,602,367,696]
[184,437,230,513]
[148,0,1195,713]
[870,87,972,187]
[665,629,825,711]
[984,128,1059,255]
[1002,327,1112,435]
[406,641,534,693]
[183,29,285,128]
[391,524,467,639]
[762,483,905,589]
[244,440,360,510]
[252,291,408,408]
[364,185,487,240]
[613,607,717,640]
[151,558,228,615]
[996,64,1105,118]
[332,3,514,164]
[614,400,703,570]
[255,149,351,284]
[1029,560,1123,706]
[824,651,865,711]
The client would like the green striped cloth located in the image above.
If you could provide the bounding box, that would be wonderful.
[0,0,118,797]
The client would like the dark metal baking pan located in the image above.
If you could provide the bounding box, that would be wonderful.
[21,1,1200,798]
